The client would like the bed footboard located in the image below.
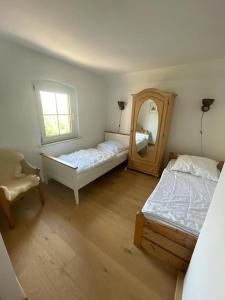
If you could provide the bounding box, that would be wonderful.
[41,153,79,205]
[134,212,197,271]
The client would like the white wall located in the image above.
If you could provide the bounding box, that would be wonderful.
[0,38,107,167]
[106,59,225,160]
[1,37,224,166]
[182,165,225,300]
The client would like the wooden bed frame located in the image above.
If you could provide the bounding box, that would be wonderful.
[40,132,130,205]
[134,153,224,271]
[174,272,185,300]
[134,212,197,271]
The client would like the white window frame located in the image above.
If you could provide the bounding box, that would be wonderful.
[33,80,79,144]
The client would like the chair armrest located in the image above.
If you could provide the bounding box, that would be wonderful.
[21,159,40,176]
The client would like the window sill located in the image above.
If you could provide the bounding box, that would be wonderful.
[40,136,82,147]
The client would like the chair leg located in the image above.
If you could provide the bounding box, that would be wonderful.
[37,183,45,205]
[0,192,15,229]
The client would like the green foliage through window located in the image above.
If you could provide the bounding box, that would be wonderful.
[40,91,72,137]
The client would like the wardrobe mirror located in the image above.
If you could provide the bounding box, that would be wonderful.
[135,99,158,158]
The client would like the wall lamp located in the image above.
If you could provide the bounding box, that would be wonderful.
[200,98,215,155]
[201,98,215,112]
[117,101,126,132]
[118,101,126,111]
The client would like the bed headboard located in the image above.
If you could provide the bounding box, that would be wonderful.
[104,131,130,147]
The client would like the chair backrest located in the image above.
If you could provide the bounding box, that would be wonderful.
[0,149,24,184]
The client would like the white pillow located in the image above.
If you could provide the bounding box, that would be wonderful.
[97,140,127,154]
[171,155,220,182]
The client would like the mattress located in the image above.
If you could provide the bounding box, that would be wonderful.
[58,149,128,174]
[116,149,129,159]
[58,148,114,174]
[142,160,217,236]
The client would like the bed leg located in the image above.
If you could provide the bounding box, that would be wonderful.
[174,272,185,300]
[74,189,79,205]
[43,174,49,184]
[134,212,145,247]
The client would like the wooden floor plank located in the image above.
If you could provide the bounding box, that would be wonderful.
[0,165,177,300]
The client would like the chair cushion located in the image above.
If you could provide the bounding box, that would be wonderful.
[1,175,40,201]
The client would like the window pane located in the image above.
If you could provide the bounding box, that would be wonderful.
[56,93,70,114]
[43,115,59,136]
[40,91,57,114]
[58,115,71,134]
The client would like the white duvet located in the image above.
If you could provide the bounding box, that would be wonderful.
[142,160,217,236]
[58,148,115,174]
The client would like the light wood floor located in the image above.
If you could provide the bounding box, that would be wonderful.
[0,164,177,300]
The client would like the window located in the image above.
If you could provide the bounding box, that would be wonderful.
[33,81,78,144]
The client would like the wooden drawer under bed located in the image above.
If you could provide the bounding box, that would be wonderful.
[134,212,197,271]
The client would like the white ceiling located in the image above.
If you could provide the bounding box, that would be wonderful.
[0,0,225,74]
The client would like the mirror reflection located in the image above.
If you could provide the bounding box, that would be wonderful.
[135,99,158,158]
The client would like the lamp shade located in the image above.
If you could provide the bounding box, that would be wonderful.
[201,98,215,112]
[118,101,126,110]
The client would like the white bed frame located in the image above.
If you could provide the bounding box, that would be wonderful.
[40,132,130,204]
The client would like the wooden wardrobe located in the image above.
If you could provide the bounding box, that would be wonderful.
[128,88,176,177]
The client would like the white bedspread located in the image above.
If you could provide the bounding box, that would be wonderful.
[142,161,217,236]
[58,149,115,174]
